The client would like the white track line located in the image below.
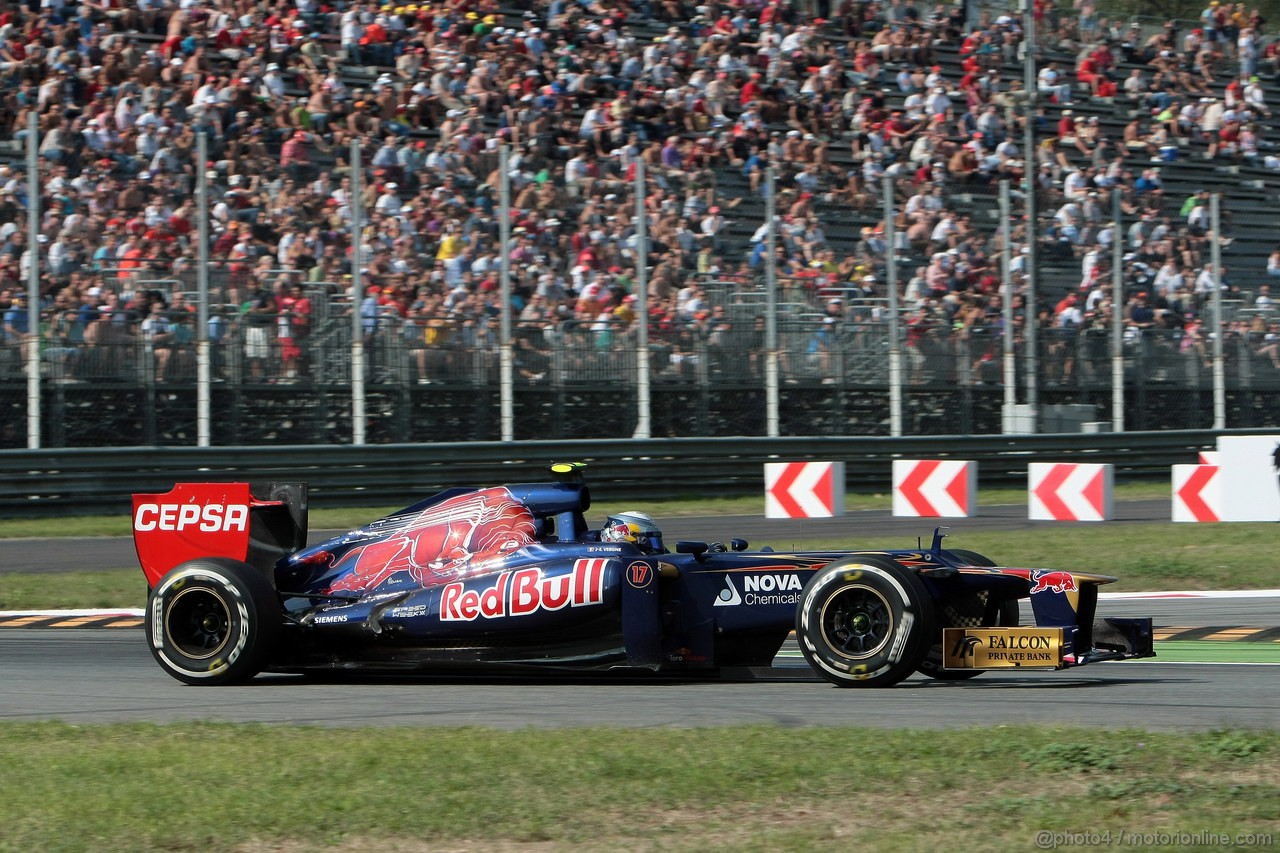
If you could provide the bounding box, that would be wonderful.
[1099,589,1280,600]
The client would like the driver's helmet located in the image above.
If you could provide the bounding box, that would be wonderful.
[600,511,664,554]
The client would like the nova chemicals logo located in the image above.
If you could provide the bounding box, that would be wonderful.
[742,573,802,605]
[713,576,742,607]
[714,573,804,607]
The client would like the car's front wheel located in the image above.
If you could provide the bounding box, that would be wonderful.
[795,556,935,687]
[145,558,280,686]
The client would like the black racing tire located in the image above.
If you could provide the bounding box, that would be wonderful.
[145,558,281,686]
[795,556,935,688]
[917,548,1018,681]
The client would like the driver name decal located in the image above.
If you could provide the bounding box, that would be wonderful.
[440,558,608,622]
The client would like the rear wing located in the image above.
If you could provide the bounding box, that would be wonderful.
[133,482,308,588]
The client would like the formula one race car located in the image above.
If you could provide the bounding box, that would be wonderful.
[133,464,1154,687]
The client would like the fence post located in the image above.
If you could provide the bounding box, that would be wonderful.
[1022,0,1039,432]
[499,145,513,443]
[350,137,366,445]
[26,110,40,449]
[883,175,902,437]
[633,159,651,439]
[1000,180,1016,432]
[1211,192,1225,429]
[196,131,211,447]
[1111,188,1125,432]
[765,167,779,437]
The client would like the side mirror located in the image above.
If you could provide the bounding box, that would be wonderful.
[730,538,748,552]
[675,540,708,556]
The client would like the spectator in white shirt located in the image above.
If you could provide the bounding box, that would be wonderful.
[1244,77,1270,117]
[1194,265,1220,297]
[1037,62,1073,105]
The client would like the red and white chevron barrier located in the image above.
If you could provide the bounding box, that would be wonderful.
[1028,463,1113,521]
[892,460,977,518]
[1172,464,1222,522]
[764,461,845,519]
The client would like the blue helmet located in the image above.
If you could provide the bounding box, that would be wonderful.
[600,511,664,554]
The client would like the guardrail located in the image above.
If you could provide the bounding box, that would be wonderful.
[0,430,1246,517]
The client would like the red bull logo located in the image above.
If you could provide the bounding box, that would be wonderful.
[440,558,609,622]
[1028,571,1078,594]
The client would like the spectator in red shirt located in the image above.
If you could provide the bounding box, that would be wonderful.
[1076,53,1102,96]
[280,131,311,183]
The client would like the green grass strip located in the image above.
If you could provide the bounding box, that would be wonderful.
[0,724,1275,852]
[1145,641,1280,664]
[773,641,1280,665]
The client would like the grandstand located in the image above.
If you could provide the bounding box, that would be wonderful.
[2,1,1280,447]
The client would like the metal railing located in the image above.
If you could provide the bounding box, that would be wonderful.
[10,305,1280,446]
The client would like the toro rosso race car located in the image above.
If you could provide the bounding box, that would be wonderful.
[133,464,1154,687]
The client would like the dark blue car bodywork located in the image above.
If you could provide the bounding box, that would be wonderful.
[134,471,1154,685]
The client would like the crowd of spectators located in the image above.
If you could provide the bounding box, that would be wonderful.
[0,0,1278,391]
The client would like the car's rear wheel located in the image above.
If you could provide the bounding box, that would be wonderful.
[917,548,1019,681]
[795,556,935,688]
[145,558,280,686]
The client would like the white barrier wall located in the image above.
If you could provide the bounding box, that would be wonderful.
[1215,436,1280,522]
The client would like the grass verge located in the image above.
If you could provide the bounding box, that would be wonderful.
[769,641,1280,664]
[1,724,1274,853]
[1142,642,1280,664]
[0,482,1178,539]
[3,520,1276,611]
[0,571,143,610]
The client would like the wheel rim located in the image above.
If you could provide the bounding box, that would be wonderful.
[165,587,232,660]
[818,583,894,659]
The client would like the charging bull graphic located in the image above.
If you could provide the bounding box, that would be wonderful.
[326,487,538,594]
[1028,571,1078,594]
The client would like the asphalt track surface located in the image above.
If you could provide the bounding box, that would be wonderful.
[1,629,1275,729]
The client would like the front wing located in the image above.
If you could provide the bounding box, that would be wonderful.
[942,618,1155,671]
